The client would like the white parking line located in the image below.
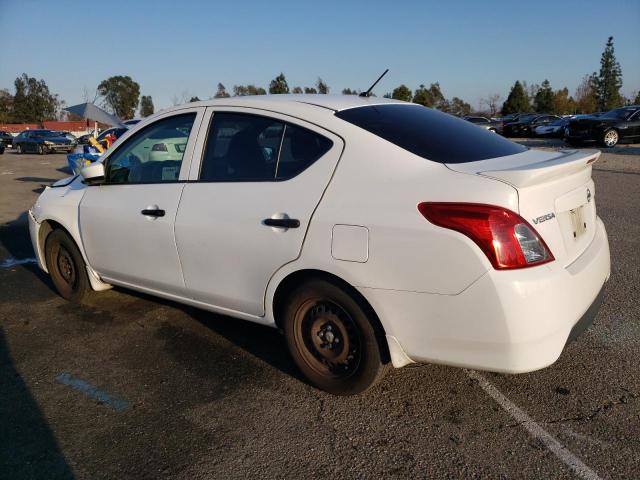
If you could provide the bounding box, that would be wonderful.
[466,370,602,480]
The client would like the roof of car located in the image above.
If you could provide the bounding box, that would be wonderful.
[160,94,405,116]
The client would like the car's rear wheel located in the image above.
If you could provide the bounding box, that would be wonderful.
[45,229,91,302]
[283,279,387,395]
[38,144,46,155]
[602,129,619,147]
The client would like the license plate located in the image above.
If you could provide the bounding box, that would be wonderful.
[570,206,586,238]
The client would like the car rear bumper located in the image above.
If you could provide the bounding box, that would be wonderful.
[361,217,611,372]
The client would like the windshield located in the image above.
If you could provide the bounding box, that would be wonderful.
[335,104,526,164]
[600,108,636,120]
[33,130,59,138]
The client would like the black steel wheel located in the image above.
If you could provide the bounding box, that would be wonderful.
[283,279,387,395]
[45,229,91,302]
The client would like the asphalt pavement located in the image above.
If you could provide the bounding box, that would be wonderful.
[1,142,638,479]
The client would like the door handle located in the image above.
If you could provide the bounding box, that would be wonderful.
[263,218,300,228]
[141,208,165,217]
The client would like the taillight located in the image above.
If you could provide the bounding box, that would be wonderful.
[417,202,554,270]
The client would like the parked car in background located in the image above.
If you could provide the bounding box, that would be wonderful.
[14,130,77,154]
[0,139,5,154]
[503,114,561,137]
[29,95,610,395]
[565,106,640,147]
[463,116,502,133]
[534,117,570,138]
[0,130,14,148]
[122,119,141,126]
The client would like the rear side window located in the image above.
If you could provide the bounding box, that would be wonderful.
[276,124,333,180]
[200,112,332,181]
[336,104,526,163]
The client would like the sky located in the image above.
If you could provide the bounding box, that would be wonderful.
[1,0,639,113]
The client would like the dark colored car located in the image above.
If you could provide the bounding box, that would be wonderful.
[13,130,77,154]
[463,116,503,134]
[0,130,14,148]
[502,114,561,137]
[565,106,640,147]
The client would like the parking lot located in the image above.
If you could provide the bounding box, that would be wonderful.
[1,141,639,479]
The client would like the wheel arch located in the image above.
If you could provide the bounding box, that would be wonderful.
[271,268,390,364]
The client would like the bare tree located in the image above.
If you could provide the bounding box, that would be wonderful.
[170,90,191,106]
[481,93,502,117]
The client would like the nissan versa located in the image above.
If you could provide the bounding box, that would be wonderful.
[29,95,611,395]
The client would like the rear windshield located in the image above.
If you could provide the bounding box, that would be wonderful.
[335,104,526,163]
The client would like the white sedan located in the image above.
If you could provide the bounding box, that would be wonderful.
[29,95,610,395]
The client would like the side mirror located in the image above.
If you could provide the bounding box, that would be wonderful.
[80,162,105,184]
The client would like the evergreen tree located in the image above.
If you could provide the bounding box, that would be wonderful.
[634,91,640,105]
[533,79,554,112]
[501,81,530,114]
[269,73,289,94]
[342,88,359,95]
[292,86,303,94]
[304,87,317,94]
[316,78,329,94]
[391,85,412,102]
[12,73,60,122]
[214,83,230,98]
[412,83,447,109]
[593,36,623,111]
[189,96,200,102]
[442,97,472,116]
[139,95,154,117]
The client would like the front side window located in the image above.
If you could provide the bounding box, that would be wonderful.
[200,112,332,181]
[104,113,195,184]
[336,104,526,164]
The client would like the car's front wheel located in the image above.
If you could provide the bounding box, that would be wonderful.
[16,144,22,154]
[38,144,46,155]
[45,229,91,302]
[283,279,387,395]
[602,129,619,147]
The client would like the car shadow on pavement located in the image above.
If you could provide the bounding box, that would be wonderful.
[114,287,306,384]
[0,328,75,479]
[0,212,57,295]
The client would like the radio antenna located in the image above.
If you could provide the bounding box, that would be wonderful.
[359,69,389,97]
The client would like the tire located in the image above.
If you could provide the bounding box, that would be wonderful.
[283,279,387,395]
[45,229,91,302]
[16,144,22,154]
[38,144,46,155]
[0,146,4,155]
[601,129,619,147]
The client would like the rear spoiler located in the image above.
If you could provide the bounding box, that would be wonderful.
[477,149,600,188]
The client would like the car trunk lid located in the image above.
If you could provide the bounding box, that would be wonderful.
[446,148,599,266]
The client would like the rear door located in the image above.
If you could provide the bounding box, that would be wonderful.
[175,107,343,316]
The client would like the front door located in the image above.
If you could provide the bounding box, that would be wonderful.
[175,108,343,316]
[79,109,203,296]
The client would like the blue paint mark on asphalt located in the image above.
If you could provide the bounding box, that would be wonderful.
[55,373,130,412]
[0,256,37,268]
